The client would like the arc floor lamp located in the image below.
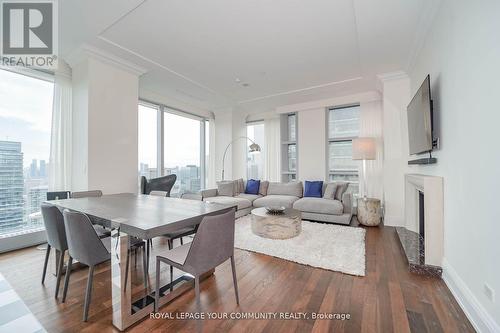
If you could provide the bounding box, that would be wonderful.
[222,136,261,180]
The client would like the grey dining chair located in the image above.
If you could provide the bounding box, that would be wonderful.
[140,174,176,196]
[71,190,103,198]
[61,209,111,322]
[149,191,197,250]
[40,203,110,298]
[154,209,238,313]
[40,203,68,299]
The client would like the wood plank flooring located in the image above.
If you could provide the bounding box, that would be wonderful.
[0,222,475,333]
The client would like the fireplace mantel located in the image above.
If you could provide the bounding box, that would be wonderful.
[397,174,444,276]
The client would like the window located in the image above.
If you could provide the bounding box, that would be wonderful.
[164,111,201,196]
[0,69,54,238]
[327,105,360,190]
[281,113,298,182]
[246,122,265,180]
[138,102,207,196]
[138,103,159,180]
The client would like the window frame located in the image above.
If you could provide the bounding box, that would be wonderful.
[245,120,265,180]
[326,104,360,184]
[138,100,208,192]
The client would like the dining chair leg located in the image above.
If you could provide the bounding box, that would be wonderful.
[142,246,148,289]
[195,276,201,313]
[41,244,51,284]
[62,256,73,303]
[180,237,183,245]
[55,249,65,299]
[83,265,95,322]
[134,248,138,268]
[155,259,160,312]
[230,255,240,305]
[169,265,173,292]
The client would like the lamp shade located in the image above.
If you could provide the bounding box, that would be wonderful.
[352,137,376,160]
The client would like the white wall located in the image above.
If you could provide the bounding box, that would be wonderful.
[214,110,233,181]
[71,56,139,194]
[297,108,326,181]
[405,0,500,330]
[379,74,411,226]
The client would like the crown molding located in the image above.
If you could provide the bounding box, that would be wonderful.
[65,43,148,76]
[377,71,409,83]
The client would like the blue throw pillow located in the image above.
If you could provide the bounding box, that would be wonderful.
[245,179,260,195]
[304,181,323,198]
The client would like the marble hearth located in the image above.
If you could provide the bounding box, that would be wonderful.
[397,174,444,276]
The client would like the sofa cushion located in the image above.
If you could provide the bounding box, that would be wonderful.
[259,180,269,196]
[267,182,303,197]
[217,181,235,197]
[253,195,300,208]
[323,183,338,199]
[203,196,252,210]
[245,179,260,195]
[236,193,262,203]
[304,181,323,198]
[293,197,343,215]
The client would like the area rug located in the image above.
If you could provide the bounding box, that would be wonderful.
[234,215,366,276]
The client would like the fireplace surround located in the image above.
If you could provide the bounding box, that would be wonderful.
[396,174,444,276]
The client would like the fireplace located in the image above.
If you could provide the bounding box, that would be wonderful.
[395,174,444,277]
[418,191,425,264]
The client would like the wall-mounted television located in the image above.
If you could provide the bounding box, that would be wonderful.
[407,75,437,164]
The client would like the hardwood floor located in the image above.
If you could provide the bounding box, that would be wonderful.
[0,222,475,333]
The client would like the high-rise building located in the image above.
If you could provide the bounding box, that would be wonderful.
[0,141,24,234]
[27,186,47,229]
[30,159,38,178]
[39,160,46,178]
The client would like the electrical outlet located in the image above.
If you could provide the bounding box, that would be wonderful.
[484,284,495,303]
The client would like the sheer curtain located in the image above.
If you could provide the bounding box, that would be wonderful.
[263,117,281,181]
[359,100,384,200]
[48,60,72,191]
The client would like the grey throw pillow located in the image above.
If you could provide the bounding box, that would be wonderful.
[217,181,234,197]
[334,182,349,201]
[323,183,338,200]
[259,181,269,196]
[236,178,245,194]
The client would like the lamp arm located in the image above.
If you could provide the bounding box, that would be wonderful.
[221,136,258,180]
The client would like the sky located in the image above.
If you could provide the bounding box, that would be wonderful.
[0,69,53,168]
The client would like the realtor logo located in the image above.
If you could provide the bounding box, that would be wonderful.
[1,0,58,68]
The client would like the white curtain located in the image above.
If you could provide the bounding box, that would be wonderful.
[207,117,217,188]
[359,101,384,201]
[263,117,281,181]
[48,60,72,191]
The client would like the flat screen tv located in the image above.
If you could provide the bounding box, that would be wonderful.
[407,75,433,155]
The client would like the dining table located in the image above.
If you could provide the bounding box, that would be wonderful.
[49,193,234,331]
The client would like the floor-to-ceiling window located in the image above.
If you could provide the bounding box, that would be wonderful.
[163,110,201,196]
[138,103,159,180]
[137,102,207,196]
[327,104,360,192]
[0,69,54,238]
[246,121,265,180]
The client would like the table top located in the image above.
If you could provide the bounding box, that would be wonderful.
[48,193,234,239]
[251,207,301,218]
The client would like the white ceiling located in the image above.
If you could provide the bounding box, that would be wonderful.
[60,0,435,115]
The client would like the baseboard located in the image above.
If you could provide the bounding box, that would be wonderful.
[442,258,500,333]
[0,230,46,254]
[381,215,405,227]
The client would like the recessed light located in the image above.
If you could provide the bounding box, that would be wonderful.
[235,78,241,83]
[242,83,250,87]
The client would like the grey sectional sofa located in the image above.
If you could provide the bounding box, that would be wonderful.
[199,180,353,225]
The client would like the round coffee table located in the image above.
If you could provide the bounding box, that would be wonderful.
[250,207,302,239]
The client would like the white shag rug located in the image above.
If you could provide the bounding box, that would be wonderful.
[234,215,366,276]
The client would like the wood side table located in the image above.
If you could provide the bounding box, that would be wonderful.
[357,198,381,226]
